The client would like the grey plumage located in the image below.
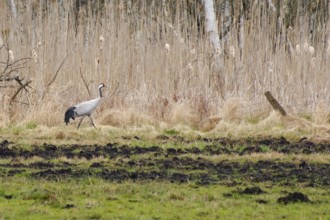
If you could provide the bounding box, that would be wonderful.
[64,83,105,129]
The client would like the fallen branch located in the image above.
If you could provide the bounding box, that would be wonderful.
[14,76,28,92]
[10,100,29,105]
[0,75,19,81]
[265,91,287,116]
[10,79,32,104]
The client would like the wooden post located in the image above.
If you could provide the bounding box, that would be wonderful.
[264,91,287,116]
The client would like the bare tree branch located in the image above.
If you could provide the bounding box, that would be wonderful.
[1,66,29,79]
[1,57,30,78]
[79,67,91,97]
[46,45,76,87]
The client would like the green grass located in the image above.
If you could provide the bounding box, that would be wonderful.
[163,129,180,136]
[0,126,328,219]
[0,177,328,220]
[25,121,38,130]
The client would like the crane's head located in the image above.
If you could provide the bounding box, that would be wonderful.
[98,83,106,98]
[98,83,106,89]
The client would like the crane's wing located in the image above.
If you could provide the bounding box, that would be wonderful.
[64,106,77,125]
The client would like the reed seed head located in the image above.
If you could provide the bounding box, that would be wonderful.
[164,43,170,53]
[229,46,235,58]
[303,42,309,52]
[295,44,301,55]
[308,46,315,55]
[8,50,14,63]
[31,50,38,62]
[0,36,3,48]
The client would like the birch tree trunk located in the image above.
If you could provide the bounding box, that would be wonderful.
[6,0,18,49]
[6,0,17,19]
[298,1,306,44]
[327,0,330,48]
[204,0,221,53]
[203,0,223,90]
[238,0,244,60]
[83,20,89,49]
[267,0,276,12]
[222,0,231,44]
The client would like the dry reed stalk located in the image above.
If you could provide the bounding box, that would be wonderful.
[0,0,328,136]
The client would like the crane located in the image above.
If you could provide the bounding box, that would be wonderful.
[64,83,106,129]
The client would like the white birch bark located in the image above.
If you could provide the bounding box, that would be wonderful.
[204,0,221,52]
[238,0,244,60]
[162,0,168,17]
[203,0,222,69]
[309,12,316,40]
[298,1,305,44]
[222,0,231,43]
[327,1,330,49]
[267,0,276,12]
[83,20,89,48]
[6,0,17,19]
[31,2,37,48]
[6,0,18,49]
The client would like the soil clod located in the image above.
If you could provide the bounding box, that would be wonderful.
[240,186,265,195]
[256,199,268,204]
[277,192,311,204]
[63,204,75,209]
[4,195,13,199]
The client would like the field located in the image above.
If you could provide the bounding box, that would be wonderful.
[0,125,329,219]
[1,1,330,219]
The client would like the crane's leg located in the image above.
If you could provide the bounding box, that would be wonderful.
[88,116,97,129]
[77,116,85,129]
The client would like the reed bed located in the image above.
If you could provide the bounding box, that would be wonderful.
[0,1,329,135]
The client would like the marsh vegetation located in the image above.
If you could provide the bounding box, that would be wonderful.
[0,1,330,219]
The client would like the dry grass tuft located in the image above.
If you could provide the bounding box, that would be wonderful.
[313,103,330,124]
[219,99,242,123]
[202,115,221,132]
[0,112,9,127]
[169,102,199,128]
[98,109,153,127]
[259,111,312,130]
[55,131,66,140]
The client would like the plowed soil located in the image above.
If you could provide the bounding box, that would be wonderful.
[0,137,329,186]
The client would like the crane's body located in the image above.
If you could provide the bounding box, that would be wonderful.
[65,83,105,129]
[74,97,102,116]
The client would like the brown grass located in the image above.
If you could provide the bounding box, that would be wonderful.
[0,1,329,140]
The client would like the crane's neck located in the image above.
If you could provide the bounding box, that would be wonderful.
[99,87,103,98]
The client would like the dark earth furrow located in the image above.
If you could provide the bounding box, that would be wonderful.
[0,138,329,186]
